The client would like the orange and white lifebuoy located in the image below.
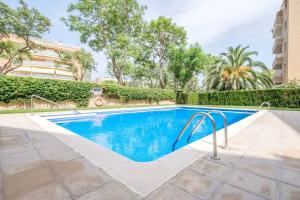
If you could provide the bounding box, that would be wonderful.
[94,96,105,107]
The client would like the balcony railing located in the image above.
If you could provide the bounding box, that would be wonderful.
[273,38,283,54]
[272,57,283,69]
[22,60,70,69]
[273,17,283,38]
[273,76,282,84]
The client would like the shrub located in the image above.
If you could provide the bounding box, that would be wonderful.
[177,89,300,108]
[0,76,176,107]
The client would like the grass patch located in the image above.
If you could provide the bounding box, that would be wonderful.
[0,104,172,115]
[1,104,299,115]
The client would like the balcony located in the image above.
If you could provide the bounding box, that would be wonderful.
[273,38,283,54]
[273,76,282,84]
[272,56,283,69]
[22,60,70,69]
[273,10,283,38]
[273,69,283,84]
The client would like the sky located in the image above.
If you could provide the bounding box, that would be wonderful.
[4,0,282,80]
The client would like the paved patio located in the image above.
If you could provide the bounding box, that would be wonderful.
[0,110,300,200]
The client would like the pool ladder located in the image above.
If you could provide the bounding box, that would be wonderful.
[30,95,80,114]
[257,102,271,111]
[172,110,228,160]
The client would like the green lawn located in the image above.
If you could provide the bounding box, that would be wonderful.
[0,105,168,115]
[0,104,299,115]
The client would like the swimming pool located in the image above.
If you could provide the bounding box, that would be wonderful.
[49,107,255,162]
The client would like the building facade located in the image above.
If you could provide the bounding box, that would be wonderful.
[273,0,300,84]
[0,36,91,81]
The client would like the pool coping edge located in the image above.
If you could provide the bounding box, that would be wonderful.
[26,106,267,197]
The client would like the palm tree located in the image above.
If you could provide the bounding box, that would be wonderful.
[204,45,273,91]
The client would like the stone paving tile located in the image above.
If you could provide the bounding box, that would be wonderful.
[38,145,82,164]
[189,159,234,181]
[0,150,45,176]
[15,181,71,200]
[77,182,142,200]
[61,165,112,198]
[242,148,281,167]
[280,149,300,171]
[278,167,300,187]
[171,169,222,199]
[211,183,266,200]
[237,158,278,180]
[0,143,35,157]
[210,148,245,168]
[50,157,95,179]
[145,184,198,200]
[226,170,278,199]
[0,134,29,146]
[278,183,300,200]
[3,167,55,200]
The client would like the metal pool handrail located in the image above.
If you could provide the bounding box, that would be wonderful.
[257,102,271,111]
[187,110,228,149]
[30,95,80,114]
[172,112,219,160]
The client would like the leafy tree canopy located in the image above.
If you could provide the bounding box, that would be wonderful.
[56,49,96,81]
[168,43,207,91]
[0,0,50,75]
[62,0,145,85]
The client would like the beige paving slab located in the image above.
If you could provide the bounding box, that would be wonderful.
[145,184,198,200]
[280,149,300,171]
[171,169,222,199]
[237,158,278,180]
[0,134,29,146]
[50,157,96,179]
[226,170,278,199]
[15,181,71,200]
[278,183,300,200]
[61,166,112,198]
[278,167,300,187]
[39,145,82,164]
[77,182,142,200]
[0,143,35,157]
[189,159,234,181]
[3,167,55,200]
[212,184,266,200]
[0,150,45,176]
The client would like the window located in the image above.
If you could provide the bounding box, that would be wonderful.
[284,20,288,31]
[284,42,287,52]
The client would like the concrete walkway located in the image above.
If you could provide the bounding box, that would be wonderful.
[1,110,300,200]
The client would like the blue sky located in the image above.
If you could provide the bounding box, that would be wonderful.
[5,0,282,80]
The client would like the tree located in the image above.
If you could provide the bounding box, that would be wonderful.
[56,49,96,81]
[63,0,145,85]
[204,45,273,91]
[0,0,51,75]
[139,16,186,88]
[168,44,207,91]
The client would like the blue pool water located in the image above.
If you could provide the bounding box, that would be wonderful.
[49,107,255,162]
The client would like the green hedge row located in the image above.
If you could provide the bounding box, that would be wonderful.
[177,89,300,108]
[0,76,175,107]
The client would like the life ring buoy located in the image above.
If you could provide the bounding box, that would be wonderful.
[94,96,105,107]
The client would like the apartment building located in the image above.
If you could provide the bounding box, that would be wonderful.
[0,36,91,81]
[273,0,300,84]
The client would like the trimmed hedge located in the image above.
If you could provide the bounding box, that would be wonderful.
[177,89,300,108]
[0,76,175,107]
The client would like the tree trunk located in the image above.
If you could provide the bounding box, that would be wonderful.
[110,56,125,85]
